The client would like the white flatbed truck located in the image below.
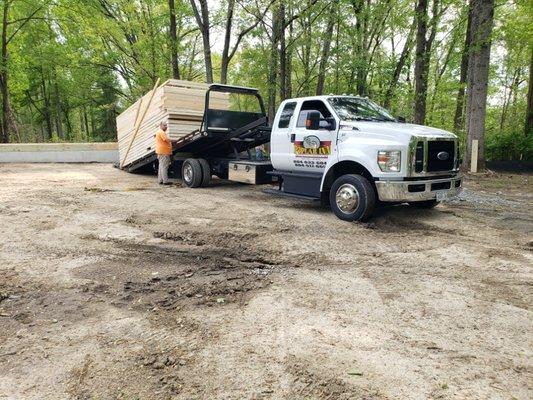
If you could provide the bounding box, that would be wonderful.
[125,84,462,222]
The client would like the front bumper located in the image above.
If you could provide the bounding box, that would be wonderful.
[375,175,462,202]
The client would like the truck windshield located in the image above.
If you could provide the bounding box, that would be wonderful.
[327,97,396,122]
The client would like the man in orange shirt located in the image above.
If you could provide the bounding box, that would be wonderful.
[155,120,173,185]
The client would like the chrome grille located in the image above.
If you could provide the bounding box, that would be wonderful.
[427,140,455,172]
[414,141,424,172]
[409,137,458,176]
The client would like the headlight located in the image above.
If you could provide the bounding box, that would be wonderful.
[377,150,401,172]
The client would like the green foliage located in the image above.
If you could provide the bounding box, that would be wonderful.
[0,0,530,162]
[486,128,533,161]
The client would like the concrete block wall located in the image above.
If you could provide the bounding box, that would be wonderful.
[0,143,119,163]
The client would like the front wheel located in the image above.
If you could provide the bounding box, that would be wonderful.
[329,174,376,222]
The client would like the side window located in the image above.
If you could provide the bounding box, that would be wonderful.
[296,100,332,129]
[278,102,297,128]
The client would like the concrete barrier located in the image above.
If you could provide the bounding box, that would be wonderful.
[0,143,118,163]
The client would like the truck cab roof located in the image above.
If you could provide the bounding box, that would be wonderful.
[281,95,367,103]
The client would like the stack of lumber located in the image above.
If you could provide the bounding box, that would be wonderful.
[117,79,229,168]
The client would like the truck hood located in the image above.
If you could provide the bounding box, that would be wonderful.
[340,121,457,141]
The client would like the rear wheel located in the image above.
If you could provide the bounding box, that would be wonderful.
[408,200,438,209]
[182,158,203,188]
[329,174,375,222]
[198,158,211,187]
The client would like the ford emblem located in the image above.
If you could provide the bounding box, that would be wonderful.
[437,151,449,161]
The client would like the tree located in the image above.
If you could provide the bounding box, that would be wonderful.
[220,0,274,84]
[189,0,213,83]
[1,0,44,143]
[264,0,321,117]
[526,48,533,136]
[453,3,473,132]
[266,2,280,120]
[168,0,180,79]
[316,1,336,95]
[0,0,527,162]
[413,0,441,125]
[464,0,494,170]
[384,18,416,109]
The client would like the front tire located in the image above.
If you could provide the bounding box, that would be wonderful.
[182,158,203,188]
[329,174,375,222]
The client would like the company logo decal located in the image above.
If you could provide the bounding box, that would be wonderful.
[294,135,331,157]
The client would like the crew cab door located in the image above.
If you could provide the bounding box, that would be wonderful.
[289,100,337,173]
[270,100,298,171]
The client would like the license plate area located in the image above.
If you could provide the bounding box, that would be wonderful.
[436,191,451,201]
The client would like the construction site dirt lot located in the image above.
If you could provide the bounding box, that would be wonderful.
[0,163,531,400]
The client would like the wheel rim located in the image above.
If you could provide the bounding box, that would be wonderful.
[335,184,359,214]
[183,163,193,183]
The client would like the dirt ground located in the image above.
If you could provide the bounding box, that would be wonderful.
[0,163,531,400]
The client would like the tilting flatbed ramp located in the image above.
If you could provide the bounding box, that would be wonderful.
[121,83,270,173]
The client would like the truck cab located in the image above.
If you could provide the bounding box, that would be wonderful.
[270,95,462,221]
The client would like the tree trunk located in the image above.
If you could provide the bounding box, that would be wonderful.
[220,0,235,84]
[79,109,85,141]
[278,2,287,101]
[526,48,533,136]
[316,2,336,95]
[267,5,280,121]
[465,0,494,171]
[300,15,312,96]
[54,79,64,140]
[353,0,366,95]
[413,0,429,124]
[145,2,157,83]
[83,106,90,141]
[1,0,10,143]
[40,72,52,140]
[64,103,72,140]
[413,0,428,124]
[286,18,293,99]
[189,0,213,83]
[384,19,415,109]
[428,33,457,124]
[414,0,439,124]
[334,16,340,93]
[453,4,473,132]
[168,0,180,79]
[499,68,518,131]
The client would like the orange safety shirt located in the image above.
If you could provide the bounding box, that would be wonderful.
[155,129,172,155]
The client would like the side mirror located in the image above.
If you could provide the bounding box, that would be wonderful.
[397,116,406,123]
[305,111,321,130]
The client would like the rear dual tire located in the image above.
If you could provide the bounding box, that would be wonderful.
[182,158,211,188]
[329,174,375,222]
[198,158,211,187]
